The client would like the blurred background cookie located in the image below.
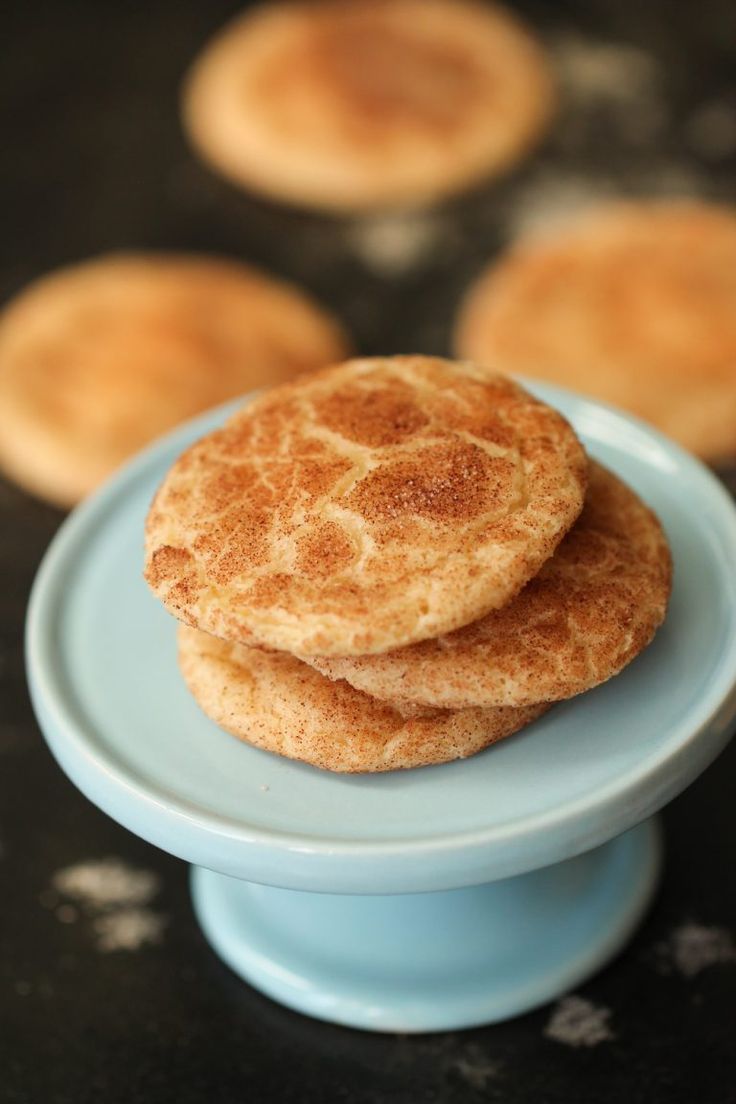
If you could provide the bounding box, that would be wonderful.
[311,462,672,710]
[182,0,555,211]
[0,253,350,506]
[455,200,736,463]
[177,625,548,773]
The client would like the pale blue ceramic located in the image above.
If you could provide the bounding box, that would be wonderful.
[26,383,736,1031]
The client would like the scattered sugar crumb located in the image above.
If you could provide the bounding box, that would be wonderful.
[344,212,447,277]
[52,858,159,911]
[654,923,736,978]
[93,908,168,953]
[551,34,667,148]
[259,784,270,792]
[544,995,615,1048]
[504,172,617,241]
[553,34,661,104]
[684,100,736,160]
[505,159,709,244]
[50,857,167,953]
[450,1044,500,1090]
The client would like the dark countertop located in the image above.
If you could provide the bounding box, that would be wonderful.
[1,2,735,1101]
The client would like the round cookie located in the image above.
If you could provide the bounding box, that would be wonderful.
[145,356,588,657]
[455,200,736,462]
[0,253,349,506]
[182,0,555,211]
[177,625,548,773]
[312,463,672,709]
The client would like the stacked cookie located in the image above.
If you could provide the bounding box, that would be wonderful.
[144,356,671,773]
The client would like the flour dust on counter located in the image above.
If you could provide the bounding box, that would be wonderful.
[342,212,454,279]
[448,1042,501,1091]
[45,856,168,953]
[543,995,615,1048]
[652,922,736,978]
[92,908,168,953]
[551,32,667,148]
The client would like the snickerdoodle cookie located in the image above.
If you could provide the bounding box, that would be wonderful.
[455,200,736,462]
[311,462,672,709]
[144,356,587,656]
[178,625,548,773]
[182,0,554,211]
[0,253,349,506]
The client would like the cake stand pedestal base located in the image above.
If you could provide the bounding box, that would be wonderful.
[31,387,736,1035]
[191,817,661,1032]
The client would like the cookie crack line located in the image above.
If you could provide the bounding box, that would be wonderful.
[308,461,671,708]
[144,356,588,657]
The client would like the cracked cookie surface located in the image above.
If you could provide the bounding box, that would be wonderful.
[312,463,671,707]
[144,356,587,656]
[177,625,548,773]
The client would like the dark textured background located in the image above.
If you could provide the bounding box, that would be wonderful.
[1,1,735,1101]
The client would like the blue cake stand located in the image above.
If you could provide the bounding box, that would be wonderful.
[26,384,736,1033]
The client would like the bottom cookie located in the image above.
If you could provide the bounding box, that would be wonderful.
[177,626,548,773]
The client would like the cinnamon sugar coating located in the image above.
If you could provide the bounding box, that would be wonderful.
[144,356,587,656]
[312,463,672,708]
[177,625,548,773]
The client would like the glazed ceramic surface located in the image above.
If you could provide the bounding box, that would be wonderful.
[190,820,661,1031]
[27,383,736,895]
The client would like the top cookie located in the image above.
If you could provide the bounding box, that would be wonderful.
[0,253,349,506]
[144,356,587,656]
[455,200,736,463]
[311,462,672,707]
[182,0,554,211]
